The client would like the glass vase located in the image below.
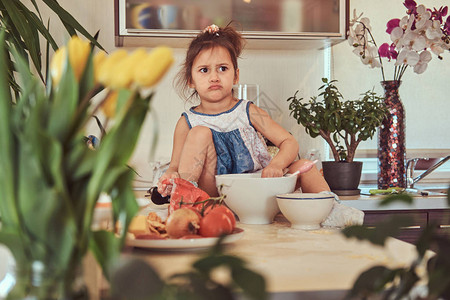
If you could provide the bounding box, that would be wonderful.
[2,260,88,300]
[377,80,406,189]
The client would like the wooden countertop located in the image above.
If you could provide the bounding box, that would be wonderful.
[113,215,426,298]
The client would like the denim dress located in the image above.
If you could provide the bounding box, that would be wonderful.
[182,99,272,175]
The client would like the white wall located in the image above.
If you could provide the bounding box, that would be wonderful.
[39,0,450,185]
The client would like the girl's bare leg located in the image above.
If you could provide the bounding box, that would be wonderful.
[178,126,218,196]
[288,159,330,193]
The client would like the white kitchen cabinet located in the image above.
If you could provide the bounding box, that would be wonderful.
[114,0,348,49]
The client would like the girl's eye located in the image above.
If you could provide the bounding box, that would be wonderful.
[219,66,228,72]
[200,67,208,73]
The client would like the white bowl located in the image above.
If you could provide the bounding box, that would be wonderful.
[215,173,296,224]
[276,193,334,230]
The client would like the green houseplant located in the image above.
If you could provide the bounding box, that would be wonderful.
[287,78,388,194]
[0,32,174,298]
[0,0,102,102]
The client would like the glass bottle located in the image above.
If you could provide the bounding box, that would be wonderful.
[306,149,323,176]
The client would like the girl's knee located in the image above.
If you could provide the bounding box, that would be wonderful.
[186,126,213,143]
[290,159,311,170]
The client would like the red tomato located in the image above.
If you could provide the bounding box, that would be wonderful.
[210,205,236,228]
[199,207,235,237]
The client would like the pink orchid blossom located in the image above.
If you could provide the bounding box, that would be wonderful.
[379,43,398,61]
[430,6,448,23]
[404,0,418,15]
[445,15,450,34]
[386,19,401,34]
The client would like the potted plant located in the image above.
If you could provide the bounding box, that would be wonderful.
[287,78,388,195]
[0,33,174,298]
[0,0,102,102]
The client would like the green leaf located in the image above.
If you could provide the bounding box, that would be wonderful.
[347,265,402,299]
[10,44,35,95]
[14,0,58,51]
[16,127,76,266]
[232,267,267,300]
[87,92,149,209]
[193,255,245,275]
[78,49,96,101]
[109,257,164,298]
[1,0,43,80]
[0,29,18,228]
[47,55,79,141]
[90,231,122,280]
[0,230,28,266]
[414,222,435,259]
[40,0,104,50]
[378,193,414,207]
[109,169,139,240]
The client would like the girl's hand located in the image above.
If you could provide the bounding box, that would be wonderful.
[261,164,284,178]
[157,170,180,196]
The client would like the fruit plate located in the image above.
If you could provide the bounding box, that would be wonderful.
[126,228,244,251]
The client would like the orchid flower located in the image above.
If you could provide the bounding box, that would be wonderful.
[361,46,382,68]
[379,43,398,61]
[395,49,420,66]
[415,5,432,30]
[348,1,449,81]
[413,50,432,74]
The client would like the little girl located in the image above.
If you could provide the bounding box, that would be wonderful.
[157,24,330,197]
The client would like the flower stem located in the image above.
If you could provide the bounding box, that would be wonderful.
[359,21,386,81]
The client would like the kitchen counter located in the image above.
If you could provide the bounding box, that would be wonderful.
[340,193,449,211]
[89,214,430,300]
[338,190,449,245]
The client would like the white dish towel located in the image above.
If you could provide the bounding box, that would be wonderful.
[319,191,365,228]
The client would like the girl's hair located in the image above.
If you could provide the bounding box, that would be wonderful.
[174,23,245,102]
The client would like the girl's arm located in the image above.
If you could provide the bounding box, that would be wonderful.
[249,104,299,177]
[157,116,190,195]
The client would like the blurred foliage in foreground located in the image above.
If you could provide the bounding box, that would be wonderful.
[342,187,450,299]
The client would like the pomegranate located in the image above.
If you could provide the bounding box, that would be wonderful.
[165,207,201,238]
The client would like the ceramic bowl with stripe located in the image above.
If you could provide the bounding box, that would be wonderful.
[276,193,334,230]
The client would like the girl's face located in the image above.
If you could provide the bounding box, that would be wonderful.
[189,46,239,105]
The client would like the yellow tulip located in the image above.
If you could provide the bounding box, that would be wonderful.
[134,46,174,88]
[67,35,91,81]
[108,48,148,89]
[101,90,119,118]
[50,46,67,86]
[50,36,91,86]
[97,49,128,87]
[93,51,107,84]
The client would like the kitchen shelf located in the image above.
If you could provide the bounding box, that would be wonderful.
[114,0,349,50]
